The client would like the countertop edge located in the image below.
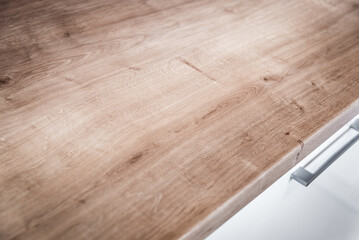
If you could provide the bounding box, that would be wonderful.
[180,98,359,240]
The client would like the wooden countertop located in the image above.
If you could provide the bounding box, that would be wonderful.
[1,0,359,239]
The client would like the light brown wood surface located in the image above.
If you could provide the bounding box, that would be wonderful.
[1,0,359,239]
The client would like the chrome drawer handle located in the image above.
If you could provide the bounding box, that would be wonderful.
[291,119,359,187]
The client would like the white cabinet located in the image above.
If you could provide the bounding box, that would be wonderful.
[207,115,359,240]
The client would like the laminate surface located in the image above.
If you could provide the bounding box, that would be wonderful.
[1,0,359,239]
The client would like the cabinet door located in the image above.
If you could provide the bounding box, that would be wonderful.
[207,117,359,240]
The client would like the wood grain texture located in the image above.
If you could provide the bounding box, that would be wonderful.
[0,0,359,239]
